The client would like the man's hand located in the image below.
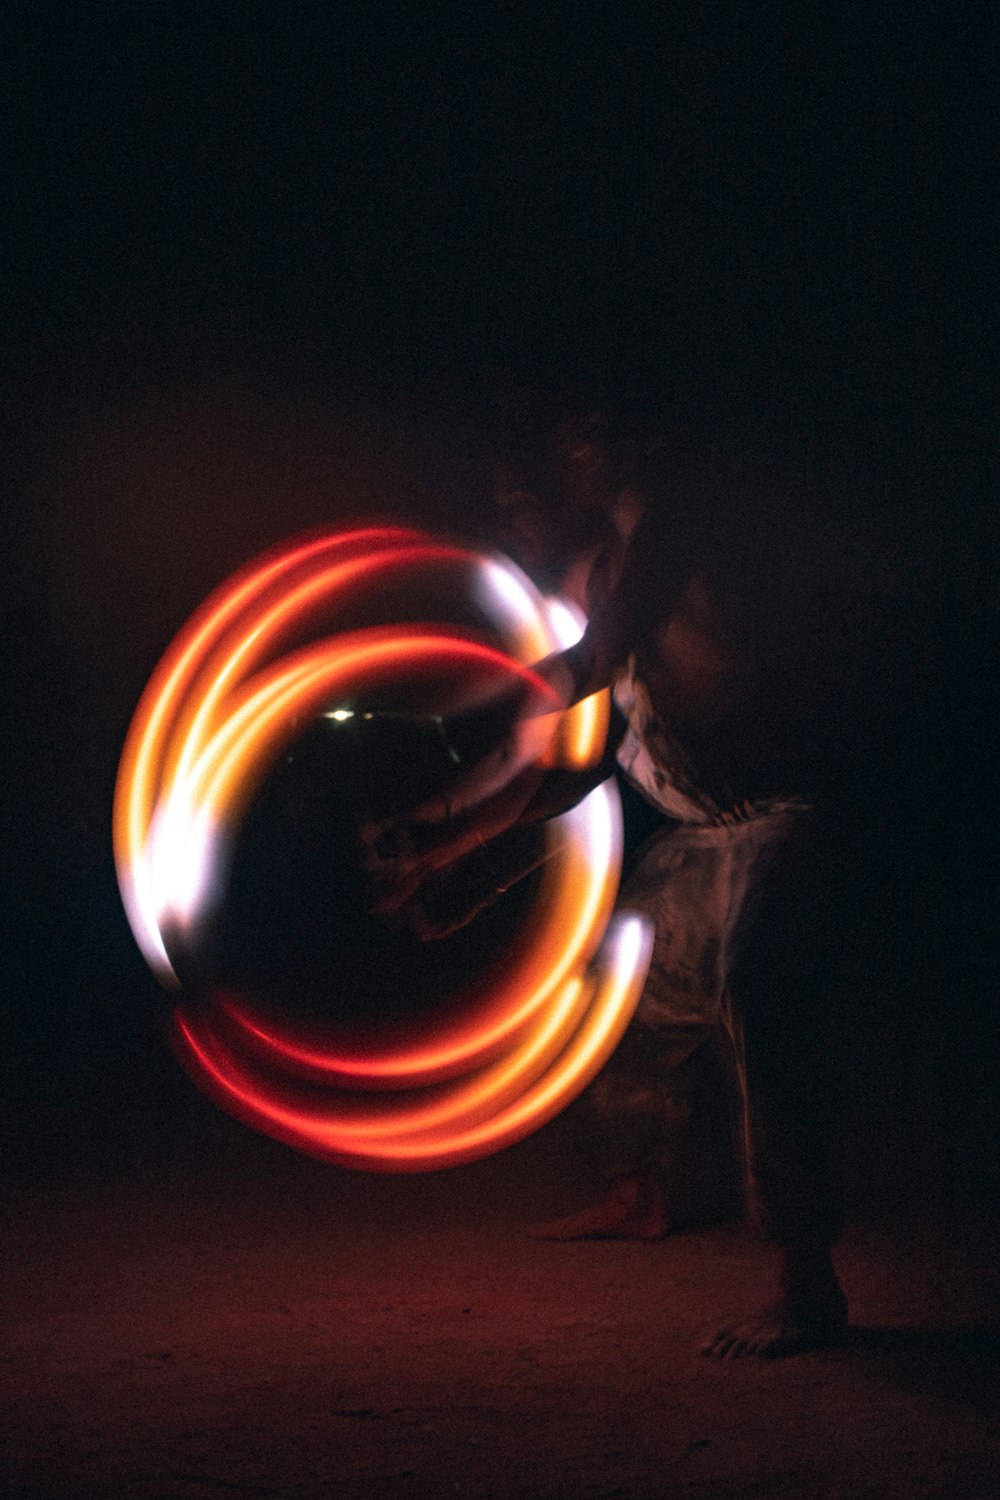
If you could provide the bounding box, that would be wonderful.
[357,660,563,913]
[360,763,547,917]
[358,642,622,940]
[405,700,561,829]
[384,825,549,940]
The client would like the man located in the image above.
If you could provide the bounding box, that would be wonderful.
[368,412,877,1357]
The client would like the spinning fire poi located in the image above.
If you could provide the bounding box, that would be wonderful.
[113,523,653,1172]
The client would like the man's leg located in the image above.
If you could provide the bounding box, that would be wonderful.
[702,813,848,1357]
[534,819,736,1240]
[532,1027,712,1240]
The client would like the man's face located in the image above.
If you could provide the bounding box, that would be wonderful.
[492,405,624,582]
[493,478,553,574]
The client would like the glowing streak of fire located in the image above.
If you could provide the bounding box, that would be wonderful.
[113,526,651,1170]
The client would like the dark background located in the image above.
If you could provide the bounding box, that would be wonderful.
[4,2,998,1229]
[3,8,1000,1497]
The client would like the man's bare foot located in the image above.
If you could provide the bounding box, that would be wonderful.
[532,1174,668,1241]
[701,1245,848,1358]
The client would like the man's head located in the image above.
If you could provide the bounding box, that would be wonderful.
[492,397,639,587]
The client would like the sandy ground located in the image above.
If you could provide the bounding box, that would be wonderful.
[3,1101,999,1500]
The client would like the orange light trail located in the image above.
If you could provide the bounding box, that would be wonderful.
[114,525,652,1170]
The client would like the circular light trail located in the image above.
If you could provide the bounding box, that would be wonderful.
[114,524,653,1170]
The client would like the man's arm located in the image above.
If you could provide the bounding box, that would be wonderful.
[367,710,626,920]
[534,497,695,707]
[376,713,626,938]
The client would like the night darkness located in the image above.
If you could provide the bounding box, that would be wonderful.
[4,6,1000,1498]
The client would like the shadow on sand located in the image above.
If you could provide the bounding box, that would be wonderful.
[841,1323,1000,1416]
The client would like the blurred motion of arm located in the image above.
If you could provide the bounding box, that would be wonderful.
[376,713,626,939]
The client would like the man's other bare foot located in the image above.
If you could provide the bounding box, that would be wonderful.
[531,1175,668,1241]
[701,1246,848,1358]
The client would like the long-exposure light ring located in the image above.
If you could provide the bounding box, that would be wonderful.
[114,524,652,1170]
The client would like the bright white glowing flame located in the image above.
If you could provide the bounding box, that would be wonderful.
[542,594,588,649]
[474,556,552,657]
